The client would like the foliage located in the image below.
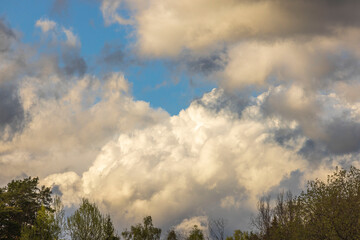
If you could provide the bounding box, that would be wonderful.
[187,225,204,240]
[0,177,52,240]
[122,216,161,240]
[20,205,61,240]
[251,166,360,240]
[66,198,119,240]
[226,230,259,240]
[166,229,178,240]
[103,214,120,240]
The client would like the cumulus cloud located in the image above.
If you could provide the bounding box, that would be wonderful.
[0,20,167,185]
[101,0,360,56]
[0,20,16,52]
[220,30,360,89]
[41,85,360,232]
[35,18,80,48]
[99,0,360,100]
[62,27,80,47]
[42,88,309,231]
[35,18,57,33]
[0,72,168,184]
[101,0,133,25]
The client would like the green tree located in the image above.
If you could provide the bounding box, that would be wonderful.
[0,177,52,239]
[187,225,204,240]
[226,230,259,240]
[20,205,60,240]
[166,229,178,240]
[122,216,161,240]
[103,214,120,240]
[299,166,360,240]
[67,198,104,240]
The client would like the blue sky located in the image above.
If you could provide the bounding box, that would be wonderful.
[1,0,215,115]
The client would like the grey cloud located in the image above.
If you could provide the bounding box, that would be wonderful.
[186,51,228,76]
[298,139,330,164]
[62,52,87,76]
[323,119,360,154]
[51,0,69,16]
[267,170,304,199]
[0,83,25,141]
[192,88,250,117]
[274,128,302,150]
[262,85,360,157]
[0,19,16,52]
[100,43,125,66]
[107,0,360,57]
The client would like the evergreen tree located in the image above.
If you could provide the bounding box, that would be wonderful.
[0,177,52,239]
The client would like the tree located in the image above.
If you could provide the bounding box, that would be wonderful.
[67,198,118,240]
[226,230,259,240]
[252,196,271,238]
[20,205,60,240]
[103,214,120,240]
[187,225,204,240]
[208,218,226,240]
[299,166,360,240]
[249,166,360,240]
[122,216,161,240]
[166,229,178,240]
[0,177,52,239]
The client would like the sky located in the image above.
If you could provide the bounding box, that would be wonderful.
[1,0,360,236]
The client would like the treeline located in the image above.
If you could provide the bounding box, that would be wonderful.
[1,166,360,239]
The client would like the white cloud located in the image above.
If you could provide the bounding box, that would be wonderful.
[0,72,168,184]
[35,18,81,48]
[35,18,57,33]
[101,0,134,25]
[62,27,80,47]
[100,0,360,57]
[42,88,309,230]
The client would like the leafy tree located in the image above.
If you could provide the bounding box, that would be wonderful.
[0,177,52,239]
[187,225,204,240]
[226,230,259,240]
[166,229,178,240]
[20,205,60,240]
[103,214,120,240]
[67,198,118,240]
[250,166,360,240]
[122,216,161,240]
[299,166,360,240]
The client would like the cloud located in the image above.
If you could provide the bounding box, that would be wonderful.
[220,31,360,89]
[99,43,125,66]
[99,0,360,100]
[100,0,360,57]
[35,18,81,48]
[40,84,360,233]
[35,18,57,33]
[42,88,310,231]
[101,0,133,25]
[62,51,87,76]
[51,0,69,16]
[62,27,80,47]
[0,83,25,141]
[0,19,16,52]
